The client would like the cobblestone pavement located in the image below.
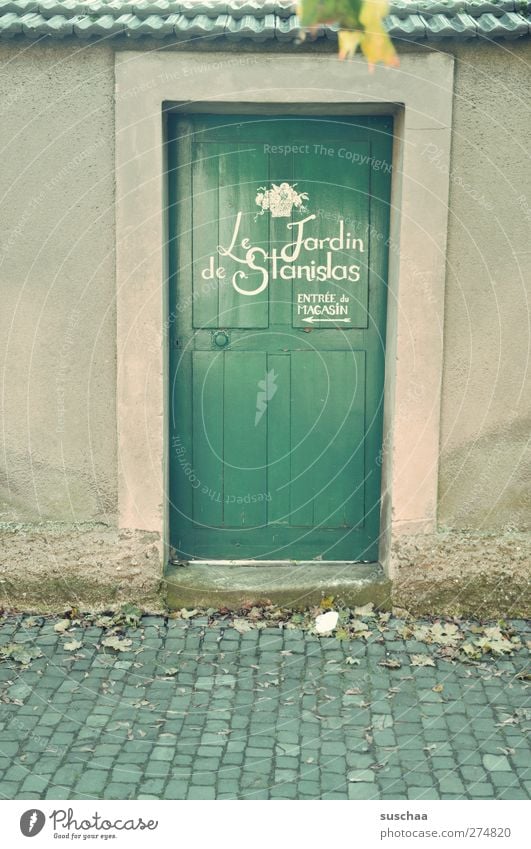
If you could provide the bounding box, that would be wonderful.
[0,614,529,800]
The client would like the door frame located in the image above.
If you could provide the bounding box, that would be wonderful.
[114,49,454,578]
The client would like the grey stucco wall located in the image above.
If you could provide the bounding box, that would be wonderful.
[438,41,531,531]
[0,43,117,523]
[0,37,529,543]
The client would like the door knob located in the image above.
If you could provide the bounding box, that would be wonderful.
[212,330,230,348]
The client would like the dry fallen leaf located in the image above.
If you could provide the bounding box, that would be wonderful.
[379,658,402,669]
[410,654,435,667]
[0,643,43,666]
[102,636,133,652]
[180,608,199,619]
[350,619,372,638]
[429,622,461,646]
[353,602,375,617]
[232,619,253,634]
[473,627,518,656]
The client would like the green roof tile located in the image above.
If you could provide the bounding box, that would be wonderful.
[421,10,474,35]
[387,11,426,35]
[0,0,529,43]
[0,10,22,33]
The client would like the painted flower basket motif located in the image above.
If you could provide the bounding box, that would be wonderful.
[255,183,309,218]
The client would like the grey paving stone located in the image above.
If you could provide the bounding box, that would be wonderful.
[0,742,20,756]
[0,614,528,800]
[111,765,143,783]
[483,754,512,772]
[348,769,376,783]
[407,788,440,799]
[437,775,466,794]
[191,772,216,786]
[321,741,347,756]
[468,784,495,797]
[348,783,378,799]
[74,771,109,794]
[297,780,321,795]
[141,778,166,795]
[222,753,244,766]
[325,758,347,775]
[497,788,528,800]
[104,782,138,799]
[270,784,297,798]
[490,771,524,787]
[20,774,50,792]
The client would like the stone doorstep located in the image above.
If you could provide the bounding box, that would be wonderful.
[163,561,392,611]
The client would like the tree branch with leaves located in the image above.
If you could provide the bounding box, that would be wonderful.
[298,0,399,70]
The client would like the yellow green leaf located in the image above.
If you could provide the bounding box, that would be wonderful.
[338,29,363,60]
[299,0,399,68]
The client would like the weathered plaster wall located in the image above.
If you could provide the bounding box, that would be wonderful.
[391,528,531,618]
[0,37,529,611]
[0,523,163,612]
[0,43,117,524]
[437,41,531,532]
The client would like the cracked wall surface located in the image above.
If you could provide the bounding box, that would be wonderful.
[0,44,117,526]
[0,524,163,612]
[0,39,529,608]
[438,42,531,534]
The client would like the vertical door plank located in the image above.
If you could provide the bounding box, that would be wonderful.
[192,351,224,525]
[223,351,268,527]
[171,350,194,538]
[266,353,291,524]
[192,142,221,328]
[292,141,370,329]
[289,351,318,527]
[361,124,392,537]
[289,351,366,530]
[218,143,270,328]
[169,120,194,544]
[268,147,294,328]
[312,351,366,528]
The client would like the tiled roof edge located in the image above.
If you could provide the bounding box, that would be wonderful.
[0,0,530,41]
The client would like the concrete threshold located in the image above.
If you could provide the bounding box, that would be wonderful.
[163,560,392,611]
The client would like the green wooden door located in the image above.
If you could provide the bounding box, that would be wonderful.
[168,115,392,561]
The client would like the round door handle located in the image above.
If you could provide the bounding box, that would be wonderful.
[213,331,230,348]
